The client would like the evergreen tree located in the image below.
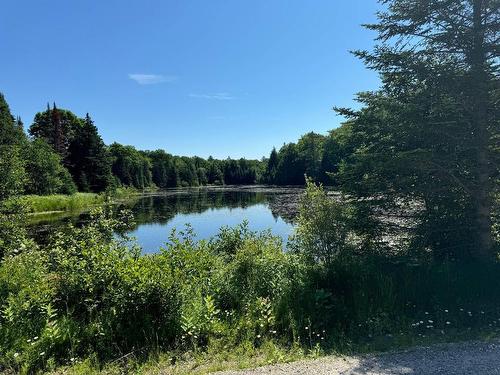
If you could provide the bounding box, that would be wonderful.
[67,113,112,192]
[266,148,279,183]
[29,105,82,163]
[0,93,26,147]
[336,0,499,260]
[0,93,27,199]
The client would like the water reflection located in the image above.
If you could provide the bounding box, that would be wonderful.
[30,187,301,253]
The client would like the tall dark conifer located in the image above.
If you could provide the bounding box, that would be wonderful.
[29,105,81,164]
[336,0,499,260]
[266,148,279,183]
[67,113,112,192]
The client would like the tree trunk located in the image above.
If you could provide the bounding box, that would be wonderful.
[470,0,493,260]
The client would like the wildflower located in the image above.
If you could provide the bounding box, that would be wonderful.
[460,308,464,311]
[27,339,31,343]
[420,321,424,324]
[257,334,261,338]
[446,321,451,325]
[70,358,75,362]
[428,320,433,323]
[444,310,448,313]
[33,336,38,340]
[305,327,309,330]
[39,352,45,356]
[13,353,19,358]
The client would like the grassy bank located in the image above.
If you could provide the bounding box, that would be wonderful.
[19,187,145,215]
[21,193,106,214]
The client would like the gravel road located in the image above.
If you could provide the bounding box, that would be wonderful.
[218,339,500,374]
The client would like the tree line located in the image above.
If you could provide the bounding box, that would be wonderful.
[0,93,359,199]
[262,127,354,185]
[0,98,265,197]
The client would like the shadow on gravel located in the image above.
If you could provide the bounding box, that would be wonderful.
[349,340,500,375]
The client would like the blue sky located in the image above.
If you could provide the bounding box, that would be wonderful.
[1,0,381,159]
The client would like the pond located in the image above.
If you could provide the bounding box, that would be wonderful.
[30,186,303,253]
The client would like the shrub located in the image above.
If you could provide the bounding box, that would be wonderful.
[291,178,355,263]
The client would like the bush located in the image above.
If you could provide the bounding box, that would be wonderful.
[291,178,355,263]
[24,139,77,196]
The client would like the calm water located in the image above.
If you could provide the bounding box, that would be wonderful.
[31,187,301,253]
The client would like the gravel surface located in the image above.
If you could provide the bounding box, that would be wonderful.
[218,339,500,374]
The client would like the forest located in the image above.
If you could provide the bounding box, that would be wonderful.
[0,0,499,374]
[0,93,358,199]
[0,99,267,196]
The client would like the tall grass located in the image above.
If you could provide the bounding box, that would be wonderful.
[21,193,105,213]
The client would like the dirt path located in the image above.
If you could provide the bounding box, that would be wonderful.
[218,339,500,374]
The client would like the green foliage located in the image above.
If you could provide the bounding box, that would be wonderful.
[67,114,112,193]
[291,179,355,263]
[1,187,500,373]
[146,149,178,188]
[109,143,153,189]
[275,143,304,185]
[265,131,351,186]
[0,93,28,200]
[0,92,26,147]
[28,105,82,161]
[21,193,104,213]
[334,0,499,260]
[0,145,27,200]
[24,139,77,196]
[0,199,32,259]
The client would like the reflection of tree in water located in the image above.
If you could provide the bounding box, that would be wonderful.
[30,188,301,243]
[117,190,270,231]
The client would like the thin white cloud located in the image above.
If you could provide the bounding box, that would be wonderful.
[128,74,177,85]
[189,92,234,100]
